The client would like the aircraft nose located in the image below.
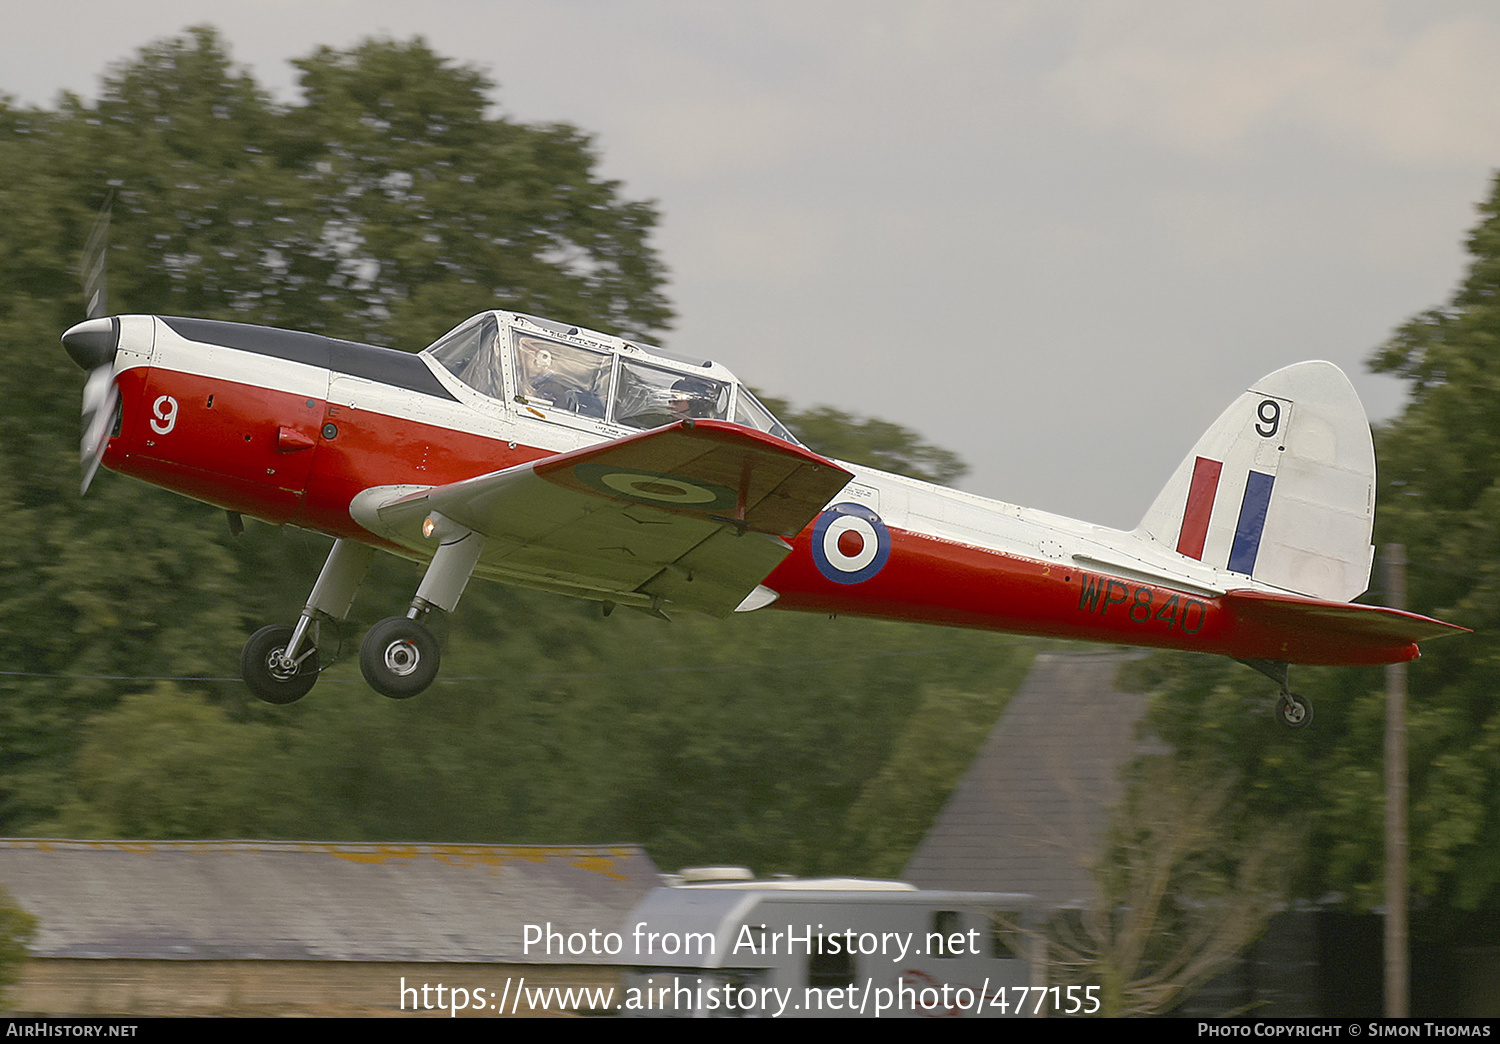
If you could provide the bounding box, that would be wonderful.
[62,317,119,372]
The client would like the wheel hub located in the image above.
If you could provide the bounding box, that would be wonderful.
[384,641,421,676]
[1277,691,1313,728]
[359,616,440,699]
[267,649,299,681]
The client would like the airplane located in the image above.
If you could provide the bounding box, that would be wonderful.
[61,306,1466,727]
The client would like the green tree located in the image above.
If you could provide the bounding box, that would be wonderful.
[267,590,1030,875]
[77,26,294,322]
[843,680,1028,877]
[60,27,672,346]
[44,683,296,839]
[287,37,672,346]
[761,397,968,483]
[1360,171,1500,910]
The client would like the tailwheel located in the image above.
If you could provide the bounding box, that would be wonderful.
[1276,691,1313,729]
[241,625,319,705]
[360,616,439,700]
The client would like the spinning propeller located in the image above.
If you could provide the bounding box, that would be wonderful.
[62,199,120,495]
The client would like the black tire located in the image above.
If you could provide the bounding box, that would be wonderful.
[241,625,319,705]
[1277,691,1313,729]
[360,617,440,700]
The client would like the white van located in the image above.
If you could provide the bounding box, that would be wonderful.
[619,871,1036,1018]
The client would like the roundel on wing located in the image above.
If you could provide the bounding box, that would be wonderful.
[811,502,891,584]
[572,462,739,512]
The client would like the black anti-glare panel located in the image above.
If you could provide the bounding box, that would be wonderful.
[160,317,459,402]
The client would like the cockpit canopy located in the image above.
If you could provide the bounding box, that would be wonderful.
[424,312,797,442]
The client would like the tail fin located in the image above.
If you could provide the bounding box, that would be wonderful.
[1136,361,1375,602]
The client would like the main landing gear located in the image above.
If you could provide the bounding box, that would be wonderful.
[359,615,440,700]
[1238,659,1314,729]
[241,624,320,705]
[239,517,486,705]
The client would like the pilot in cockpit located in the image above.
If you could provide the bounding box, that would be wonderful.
[518,343,556,398]
[668,377,720,421]
[516,336,606,418]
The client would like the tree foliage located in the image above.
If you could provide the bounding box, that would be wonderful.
[843,682,1024,876]
[1361,171,1500,910]
[44,683,296,839]
[66,26,672,345]
[759,396,968,484]
[284,36,672,345]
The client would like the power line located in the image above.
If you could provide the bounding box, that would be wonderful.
[0,640,1035,687]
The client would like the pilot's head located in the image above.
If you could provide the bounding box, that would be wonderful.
[669,377,716,420]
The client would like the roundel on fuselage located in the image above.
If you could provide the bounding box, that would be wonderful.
[811,502,891,585]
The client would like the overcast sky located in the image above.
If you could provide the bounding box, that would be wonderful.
[6,1,1498,527]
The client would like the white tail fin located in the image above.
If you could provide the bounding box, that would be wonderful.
[1136,361,1375,602]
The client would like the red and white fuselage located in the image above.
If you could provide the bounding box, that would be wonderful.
[70,310,1462,706]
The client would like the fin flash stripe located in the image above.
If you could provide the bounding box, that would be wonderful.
[1176,456,1222,560]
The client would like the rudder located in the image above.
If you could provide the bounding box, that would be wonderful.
[1136,361,1375,602]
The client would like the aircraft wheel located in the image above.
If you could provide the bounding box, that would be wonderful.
[241,625,319,705]
[360,617,439,700]
[1277,691,1313,729]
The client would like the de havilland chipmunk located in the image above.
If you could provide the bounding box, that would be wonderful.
[61,296,1465,726]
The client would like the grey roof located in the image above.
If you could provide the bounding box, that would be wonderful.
[903,649,1156,908]
[0,839,660,962]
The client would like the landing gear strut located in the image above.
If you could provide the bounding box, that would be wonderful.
[356,514,484,700]
[240,539,373,705]
[241,517,484,703]
[1238,659,1315,730]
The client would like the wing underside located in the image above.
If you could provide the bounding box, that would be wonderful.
[350,419,852,615]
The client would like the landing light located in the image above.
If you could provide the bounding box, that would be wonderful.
[422,517,436,539]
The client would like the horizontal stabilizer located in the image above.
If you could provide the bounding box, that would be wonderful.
[1223,588,1468,645]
